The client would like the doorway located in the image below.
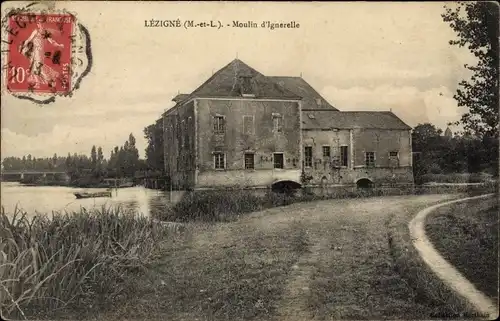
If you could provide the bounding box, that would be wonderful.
[273,153,284,169]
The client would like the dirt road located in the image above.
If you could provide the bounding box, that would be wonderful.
[103,194,464,321]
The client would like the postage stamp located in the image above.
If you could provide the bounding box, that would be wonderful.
[6,13,73,94]
[1,3,92,104]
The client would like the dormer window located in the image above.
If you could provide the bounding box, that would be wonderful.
[239,76,255,97]
[315,98,322,106]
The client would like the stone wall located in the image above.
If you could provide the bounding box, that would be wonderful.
[195,98,302,188]
[163,100,196,189]
[302,128,413,185]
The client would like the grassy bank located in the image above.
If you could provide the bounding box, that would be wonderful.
[156,183,497,223]
[425,197,499,301]
[385,193,497,318]
[0,206,171,320]
[387,198,476,319]
[419,172,495,184]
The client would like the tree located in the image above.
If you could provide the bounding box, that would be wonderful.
[125,133,140,176]
[52,153,58,169]
[442,2,499,137]
[117,147,125,177]
[412,123,449,181]
[97,146,104,176]
[144,118,165,172]
[26,154,32,169]
[412,123,443,152]
[90,145,97,170]
[97,147,104,163]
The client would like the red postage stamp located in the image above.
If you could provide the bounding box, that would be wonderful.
[6,13,74,94]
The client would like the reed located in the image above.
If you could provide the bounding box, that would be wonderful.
[0,206,168,320]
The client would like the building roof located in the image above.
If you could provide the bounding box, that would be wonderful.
[302,110,412,130]
[188,59,301,100]
[268,76,338,111]
[172,93,189,103]
[163,59,411,131]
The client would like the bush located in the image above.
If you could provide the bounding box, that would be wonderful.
[156,183,498,223]
[162,190,264,222]
[0,206,169,319]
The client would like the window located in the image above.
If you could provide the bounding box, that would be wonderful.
[273,153,284,169]
[322,146,331,157]
[244,153,254,169]
[304,146,312,167]
[340,146,348,167]
[243,116,254,135]
[214,152,225,169]
[213,116,225,134]
[389,151,399,167]
[273,114,283,133]
[365,152,375,167]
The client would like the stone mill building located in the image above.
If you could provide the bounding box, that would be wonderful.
[162,59,414,190]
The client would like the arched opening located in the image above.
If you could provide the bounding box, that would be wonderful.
[271,180,302,194]
[356,178,374,189]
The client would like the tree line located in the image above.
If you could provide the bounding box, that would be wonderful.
[2,133,145,181]
[412,123,498,182]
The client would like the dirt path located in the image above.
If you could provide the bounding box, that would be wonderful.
[99,194,465,321]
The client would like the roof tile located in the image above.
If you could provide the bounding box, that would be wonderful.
[302,110,411,130]
[268,76,338,111]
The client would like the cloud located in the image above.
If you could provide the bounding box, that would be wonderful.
[1,115,155,159]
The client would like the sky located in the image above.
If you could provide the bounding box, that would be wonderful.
[1,1,475,160]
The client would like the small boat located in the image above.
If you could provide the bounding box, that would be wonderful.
[74,191,112,199]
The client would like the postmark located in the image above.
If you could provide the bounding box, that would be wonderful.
[1,2,92,104]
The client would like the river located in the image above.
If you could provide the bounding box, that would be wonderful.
[0,182,186,218]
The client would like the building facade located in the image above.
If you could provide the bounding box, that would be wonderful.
[163,59,413,190]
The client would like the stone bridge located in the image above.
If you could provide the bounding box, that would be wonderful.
[1,170,70,182]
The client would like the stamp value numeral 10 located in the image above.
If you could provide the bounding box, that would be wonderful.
[9,66,27,84]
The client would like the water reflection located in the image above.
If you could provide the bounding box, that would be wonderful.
[1,182,349,219]
[0,182,186,218]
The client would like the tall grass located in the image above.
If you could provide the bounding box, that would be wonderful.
[0,206,169,320]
